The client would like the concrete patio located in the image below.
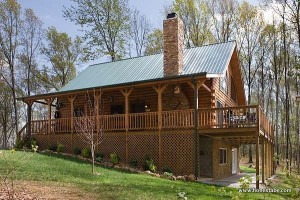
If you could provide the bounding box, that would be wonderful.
[199,173,267,189]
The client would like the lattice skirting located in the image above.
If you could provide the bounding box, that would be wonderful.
[33,129,196,175]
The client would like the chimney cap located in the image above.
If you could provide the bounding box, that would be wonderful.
[167,13,177,19]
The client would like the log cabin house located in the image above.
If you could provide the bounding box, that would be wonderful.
[19,13,274,188]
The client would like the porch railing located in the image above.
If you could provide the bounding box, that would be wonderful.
[29,105,274,140]
[129,112,158,130]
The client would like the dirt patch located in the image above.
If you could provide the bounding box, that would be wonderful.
[0,180,97,200]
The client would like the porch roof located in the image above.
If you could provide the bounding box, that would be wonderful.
[59,41,236,93]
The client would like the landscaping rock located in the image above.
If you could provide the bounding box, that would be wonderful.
[176,176,186,181]
[114,165,121,169]
[153,173,161,178]
[127,167,138,173]
[186,174,196,181]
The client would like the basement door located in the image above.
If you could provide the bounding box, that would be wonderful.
[232,148,238,174]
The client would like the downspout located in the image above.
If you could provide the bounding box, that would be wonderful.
[192,77,199,178]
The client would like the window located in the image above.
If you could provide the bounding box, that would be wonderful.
[220,72,228,93]
[219,148,227,164]
[110,105,124,114]
[230,77,237,102]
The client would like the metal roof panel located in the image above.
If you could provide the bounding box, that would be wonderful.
[60,41,236,92]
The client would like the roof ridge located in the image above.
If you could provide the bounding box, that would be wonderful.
[89,40,236,67]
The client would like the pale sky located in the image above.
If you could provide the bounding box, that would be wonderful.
[18,0,259,37]
[18,0,259,68]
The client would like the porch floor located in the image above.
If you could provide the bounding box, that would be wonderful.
[198,173,269,188]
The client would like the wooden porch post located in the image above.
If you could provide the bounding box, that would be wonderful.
[261,137,265,184]
[272,141,274,175]
[121,88,133,163]
[25,100,34,141]
[94,92,102,152]
[256,133,260,189]
[187,78,206,179]
[153,84,168,170]
[68,96,76,151]
[46,98,53,135]
[268,141,272,178]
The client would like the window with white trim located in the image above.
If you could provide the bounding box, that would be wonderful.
[219,148,227,164]
[220,72,228,94]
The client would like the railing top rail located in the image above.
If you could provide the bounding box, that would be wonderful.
[198,105,258,111]
[101,114,125,117]
[129,111,158,115]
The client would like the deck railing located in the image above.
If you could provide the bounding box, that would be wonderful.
[29,105,274,140]
[198,105,258,128]
[162,109,194,129]
[100,114,125,131]
[129,112,158,130]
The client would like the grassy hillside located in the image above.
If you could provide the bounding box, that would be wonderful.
[0,150,296,199]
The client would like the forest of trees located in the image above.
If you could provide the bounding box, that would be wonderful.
[0,0,299,173]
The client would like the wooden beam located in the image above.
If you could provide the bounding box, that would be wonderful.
[256,133,260,189]
[25,100,34,141]
[21,74,208,102]
[187,79,207,90]
[34,100,56,107]
[68,95,76,152]
[120,88,134,163]
[45,98,54,135]
[262,138,265,184]
[152,84,168,170]
[94,91,102,153]
[68,95,76,134]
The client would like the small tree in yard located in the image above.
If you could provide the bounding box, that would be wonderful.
[0,145,38,199]
[74,90,103,174]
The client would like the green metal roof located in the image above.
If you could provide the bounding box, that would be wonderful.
[60,41,236,92]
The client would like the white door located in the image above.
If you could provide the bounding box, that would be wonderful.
[232,148,238,174]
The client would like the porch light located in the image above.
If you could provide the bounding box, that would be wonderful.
[174,85,181,94]
[145,104,151,112]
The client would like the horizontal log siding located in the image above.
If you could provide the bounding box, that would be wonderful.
[213,63,239,108]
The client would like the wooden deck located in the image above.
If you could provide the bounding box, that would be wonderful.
[23,105,274,144]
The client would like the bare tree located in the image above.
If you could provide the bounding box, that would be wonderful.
[206,0,238,42]
[19,8,44,97]
[0,0,22,139]
[74,91,103,174]
[130,9,151,57]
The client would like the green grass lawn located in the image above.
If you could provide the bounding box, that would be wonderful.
[0,150,297,199]
[240,165,256,173]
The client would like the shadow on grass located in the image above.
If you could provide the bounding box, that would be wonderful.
[39,151,139,174]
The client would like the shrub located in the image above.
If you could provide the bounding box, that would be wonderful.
[163,171,173,177]
[48,144,57,152]
[143,155,156,173]
[130,159,138,167]
[238,175,252,190]
[57,143,64,153]
[31,139,38,152]
[95,153,104,162]
[14,139,24,150]
[162,167,172,173]
[74,147,82,155]
[110,153,119,165]
[81,147,91,158]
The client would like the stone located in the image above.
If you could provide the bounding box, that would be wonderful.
[176,176,186,181]
[186,174,196,181]
[163,15,184,77]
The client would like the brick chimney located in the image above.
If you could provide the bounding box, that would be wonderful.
[163,13,184,77]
